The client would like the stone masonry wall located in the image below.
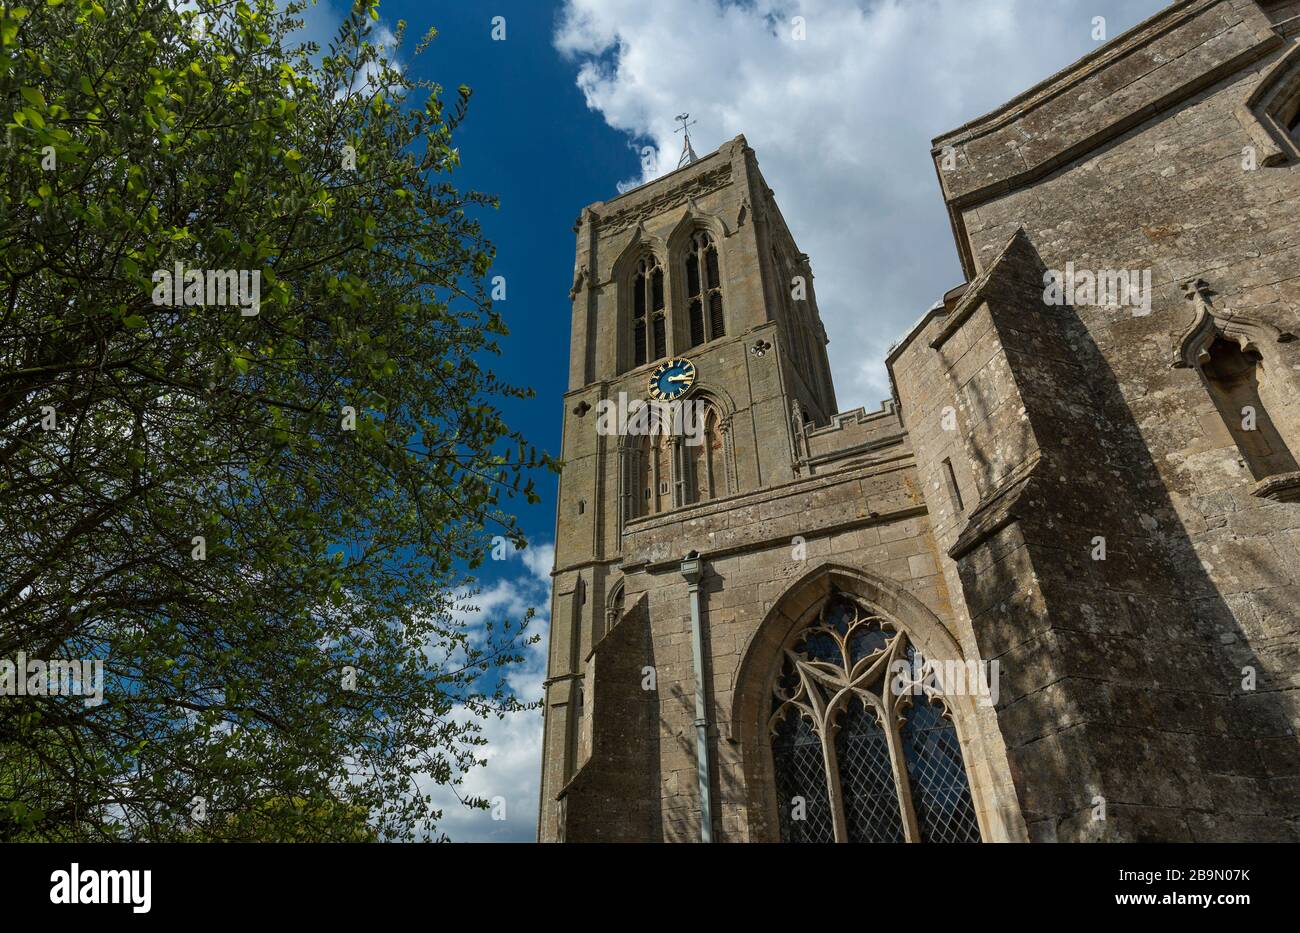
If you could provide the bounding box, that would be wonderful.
[893,0,1300,840]
[610,457,950,841]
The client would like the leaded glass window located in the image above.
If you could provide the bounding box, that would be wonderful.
[632,255,665,367]
[685,231,723,348]
[768,593,982,843]
[772,710,834,843]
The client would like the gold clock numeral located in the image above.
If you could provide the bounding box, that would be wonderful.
[648,357,696,401]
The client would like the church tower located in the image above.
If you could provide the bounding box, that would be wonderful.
[538,137,1013,847]
[539,135,842,839]
[540,135,1012,844]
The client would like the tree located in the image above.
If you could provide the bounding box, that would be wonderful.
[0,0,551,841]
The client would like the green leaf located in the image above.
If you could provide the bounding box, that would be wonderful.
[0,0,549,846]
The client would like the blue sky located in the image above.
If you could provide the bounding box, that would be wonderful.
[300,0,1171,841]
[295,0,640,842]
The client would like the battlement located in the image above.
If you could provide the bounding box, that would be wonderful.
[800,401,910,475]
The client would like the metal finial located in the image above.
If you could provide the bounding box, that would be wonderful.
[675,113,699,168]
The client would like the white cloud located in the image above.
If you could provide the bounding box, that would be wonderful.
[418,540,552,842]
[555,0,1168,407]
[519,541,555,585]
[414,700,547,843]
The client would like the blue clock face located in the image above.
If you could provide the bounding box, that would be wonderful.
[648,357,697,401]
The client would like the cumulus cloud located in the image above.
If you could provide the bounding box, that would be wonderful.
[555,0,1167,407]
[417,540,552,842]
[519,541,556,586]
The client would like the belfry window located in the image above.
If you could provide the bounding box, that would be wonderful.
[685,231,724,348]
[632,255,666,367]
[770,593,982,843]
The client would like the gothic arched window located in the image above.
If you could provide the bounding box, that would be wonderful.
[625,429,673,521]
[605,580,625,637]
[651,430,672,513]
[685,231,724,348]
[682,404,726,505]
[623,434,646,521]
[632,255,666,367]
[769,593,982,843]
[1240,45,1300,165]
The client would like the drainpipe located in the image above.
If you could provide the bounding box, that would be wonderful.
[680,551,713,843]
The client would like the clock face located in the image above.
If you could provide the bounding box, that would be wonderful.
[648,357,697,401]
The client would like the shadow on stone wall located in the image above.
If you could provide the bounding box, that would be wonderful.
[659,568,744,842]
[951,231,1297,841]
[559,592,663,842]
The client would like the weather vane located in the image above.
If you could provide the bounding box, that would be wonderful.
[675,113,699,168]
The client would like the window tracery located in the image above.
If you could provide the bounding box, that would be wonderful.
[685,230,724,347]
[770,593,982,843]
[632,255,666,367]
[682,404,726,504]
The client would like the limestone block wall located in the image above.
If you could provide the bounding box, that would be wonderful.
[552,438,1026,841]
[610,459,949,841]
[800,403,911,475]
[557,594,661,842]
[895,227,1292,840]
[879,3,1300,838]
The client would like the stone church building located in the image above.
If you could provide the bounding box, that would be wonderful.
[539,0,1300,842]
